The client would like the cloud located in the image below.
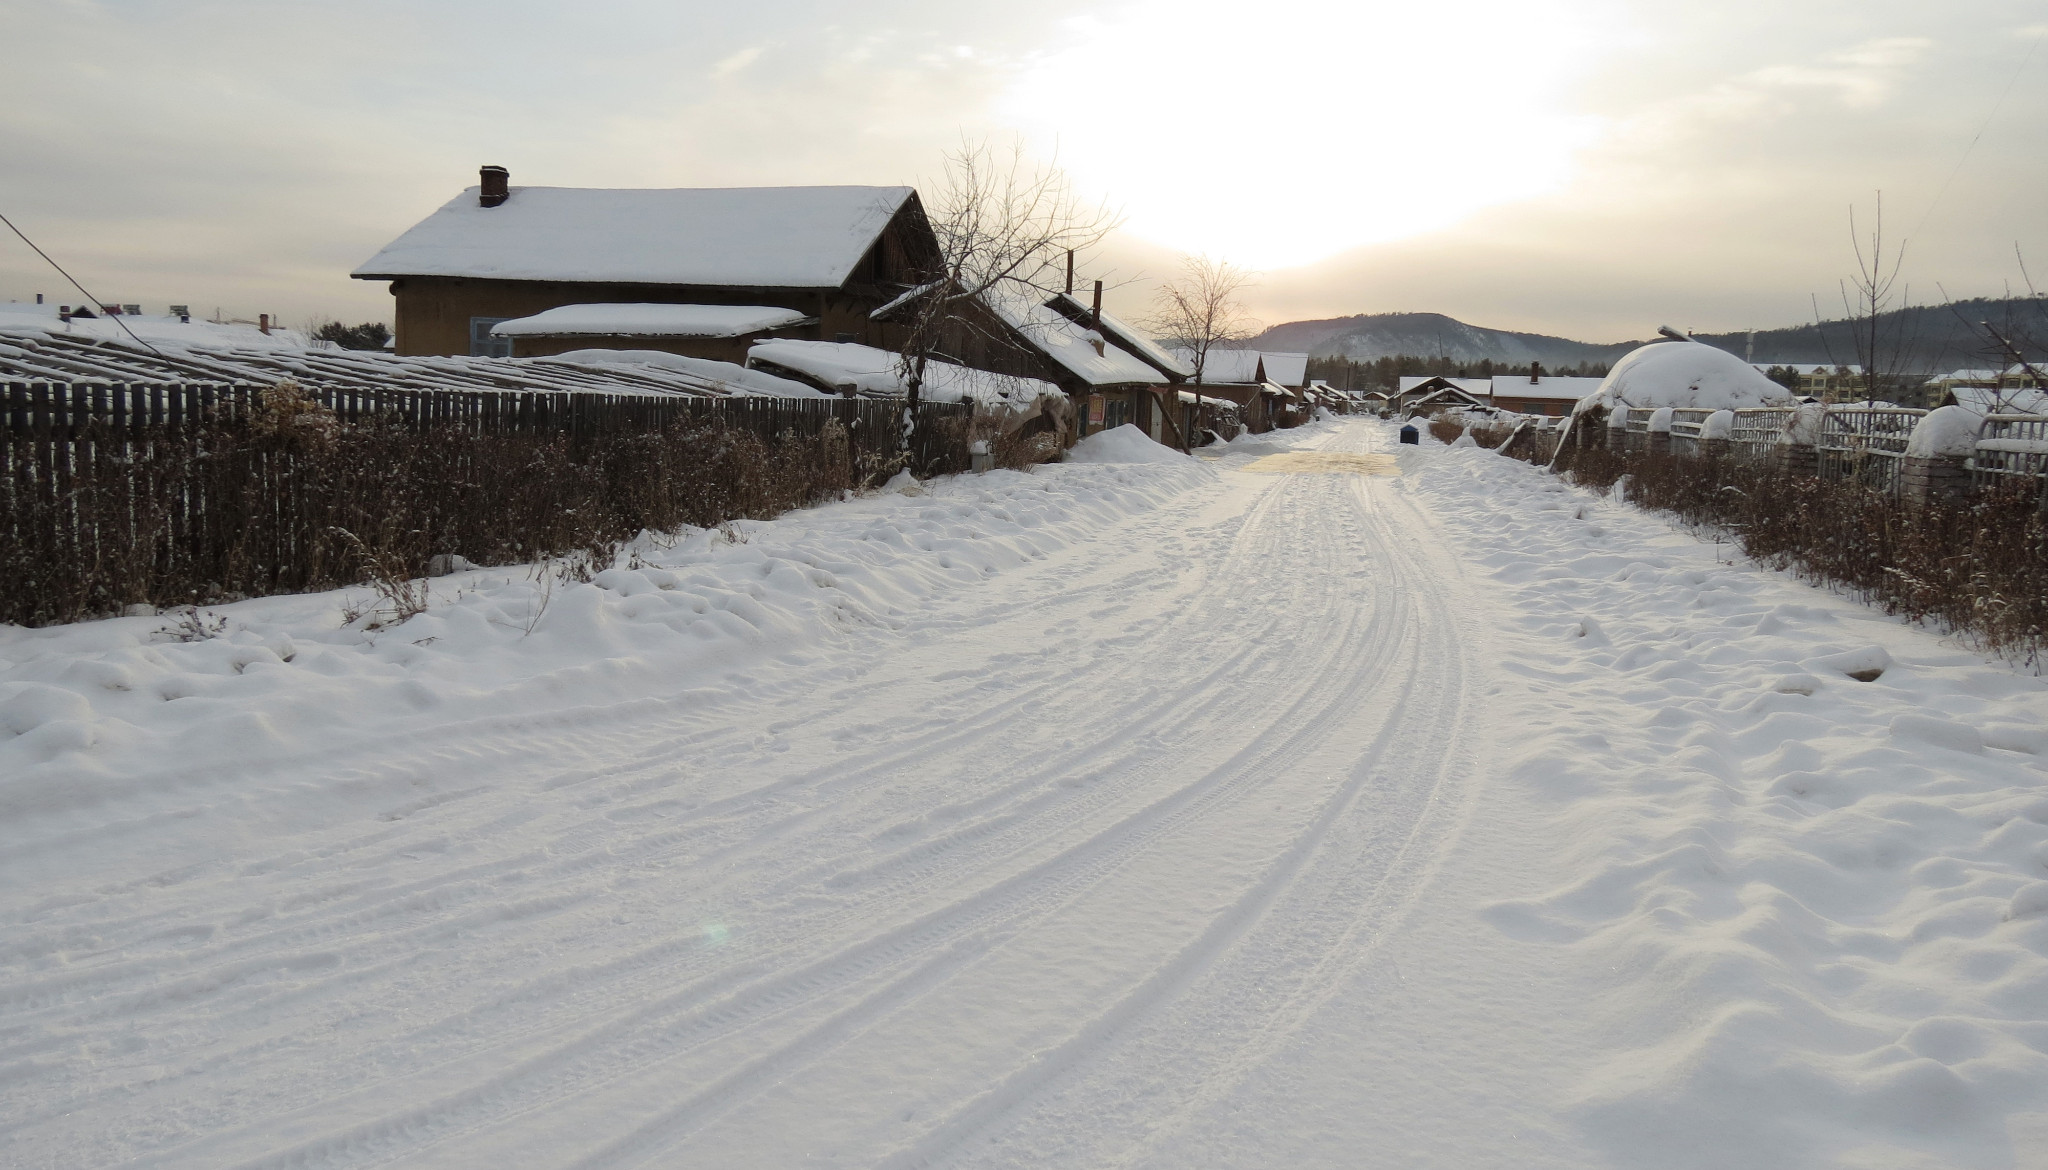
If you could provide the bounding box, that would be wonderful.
[1,0,2043,341]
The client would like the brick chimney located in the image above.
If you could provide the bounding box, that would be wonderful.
[479,165,509,208]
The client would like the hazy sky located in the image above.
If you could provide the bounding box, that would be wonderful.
[2,0,2043,342]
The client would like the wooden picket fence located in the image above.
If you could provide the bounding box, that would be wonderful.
[2,381,972,626]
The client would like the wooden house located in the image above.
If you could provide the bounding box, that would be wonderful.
[1487,374,1602,417]
[1172,350,1313,432]
[352,167,943,359]
[1395,376,1488,414]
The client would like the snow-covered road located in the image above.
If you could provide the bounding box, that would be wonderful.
[7,419,2048,1168]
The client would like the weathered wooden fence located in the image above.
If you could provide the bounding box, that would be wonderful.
[2,381,973,626]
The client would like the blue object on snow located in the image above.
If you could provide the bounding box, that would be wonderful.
[1399,424,1419,445]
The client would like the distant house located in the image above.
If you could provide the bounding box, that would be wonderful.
[1395,376,1489,413]
[352,168,942,359]
[1924,369,2002,397]
[1487,374,1603,417]
[1175,350,1314,431]
[1751,363,1864,399]
[994,293,1182,439]
[1944,384,2048,414]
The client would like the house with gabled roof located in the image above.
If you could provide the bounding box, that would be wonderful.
[353,167,942,359]
[1488,374,1603,418]
[1172,349,1314,431]
[1397,376,1489,414]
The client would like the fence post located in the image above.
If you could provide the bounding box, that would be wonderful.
[1902,454,1969,505]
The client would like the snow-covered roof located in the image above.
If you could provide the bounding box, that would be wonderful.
[1407,384,1488,409]
[1926,369,2002,384]
[746,339,1058,409]
[0,301,314,351]
[1947,385,2048,414]
[989,294,1164,387]
[0,320,829,399]
[1182,349,1261,384]
[1488,375,1604,401]
[544,349,824,397]
[1182,350,1310,387]
[491,303,813,339]
[1260,352,1309,387]
[1045,293,1193,379]
[353,185,916,288]
[1582,339,1795,414]
[1397,376,1490,397]
[1750,362,1862,376]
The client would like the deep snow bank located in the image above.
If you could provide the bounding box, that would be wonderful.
[1405,431,2048,1168]
[0,458,1212,843]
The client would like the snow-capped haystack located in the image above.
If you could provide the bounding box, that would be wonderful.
[1577,338,1794,416]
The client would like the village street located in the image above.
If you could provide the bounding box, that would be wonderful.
[5,420,2048,1168]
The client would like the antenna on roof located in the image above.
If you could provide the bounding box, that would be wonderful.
[1657,324,1691,342]
[0,206,161,355]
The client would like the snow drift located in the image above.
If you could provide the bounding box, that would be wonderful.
[1064,424,1193,465]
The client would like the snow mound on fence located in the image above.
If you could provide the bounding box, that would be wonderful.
[1579,338,1795,415]
[1065,423,1194,465]
[1904,404,1981,458]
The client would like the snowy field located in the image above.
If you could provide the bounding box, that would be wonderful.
[4,419,2047,1168]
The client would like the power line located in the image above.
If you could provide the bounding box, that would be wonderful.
[1910,25,2048,243]
[0,206,161,355]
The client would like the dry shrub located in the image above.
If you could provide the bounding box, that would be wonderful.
[249,379,338,446]
[2,396,971,627]
[1467,421,1515,449]
[1427,417,1464,444]
[1547,438,2048,668]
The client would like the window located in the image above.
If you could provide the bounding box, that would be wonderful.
[470,317,513,358]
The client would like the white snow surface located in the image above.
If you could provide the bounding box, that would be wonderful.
[1584,338,1796,414]
[6,421,2048,1168]
[541,349,829,398]
[747,339,1057,408]
[1950,385,2048,416]
[352,185,914,287]
[0,301,314,350]
[1063,422,1194,465]
[1044,293,1193,379]
[991,293,1164,387]
[492,303,811,338]
[1905,404,1984,459]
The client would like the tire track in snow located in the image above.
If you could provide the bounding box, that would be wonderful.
[154,463,1409,1170]
[567,438,1460,1168]
[6,450,1359,1167]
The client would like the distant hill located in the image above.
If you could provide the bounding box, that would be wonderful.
[1247,298,2048,372]
[1246,312,1637,366]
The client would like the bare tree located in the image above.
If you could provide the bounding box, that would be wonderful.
[887,139,1119,458]
[1815,192,1921,404]
[1144,255,1257,449]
